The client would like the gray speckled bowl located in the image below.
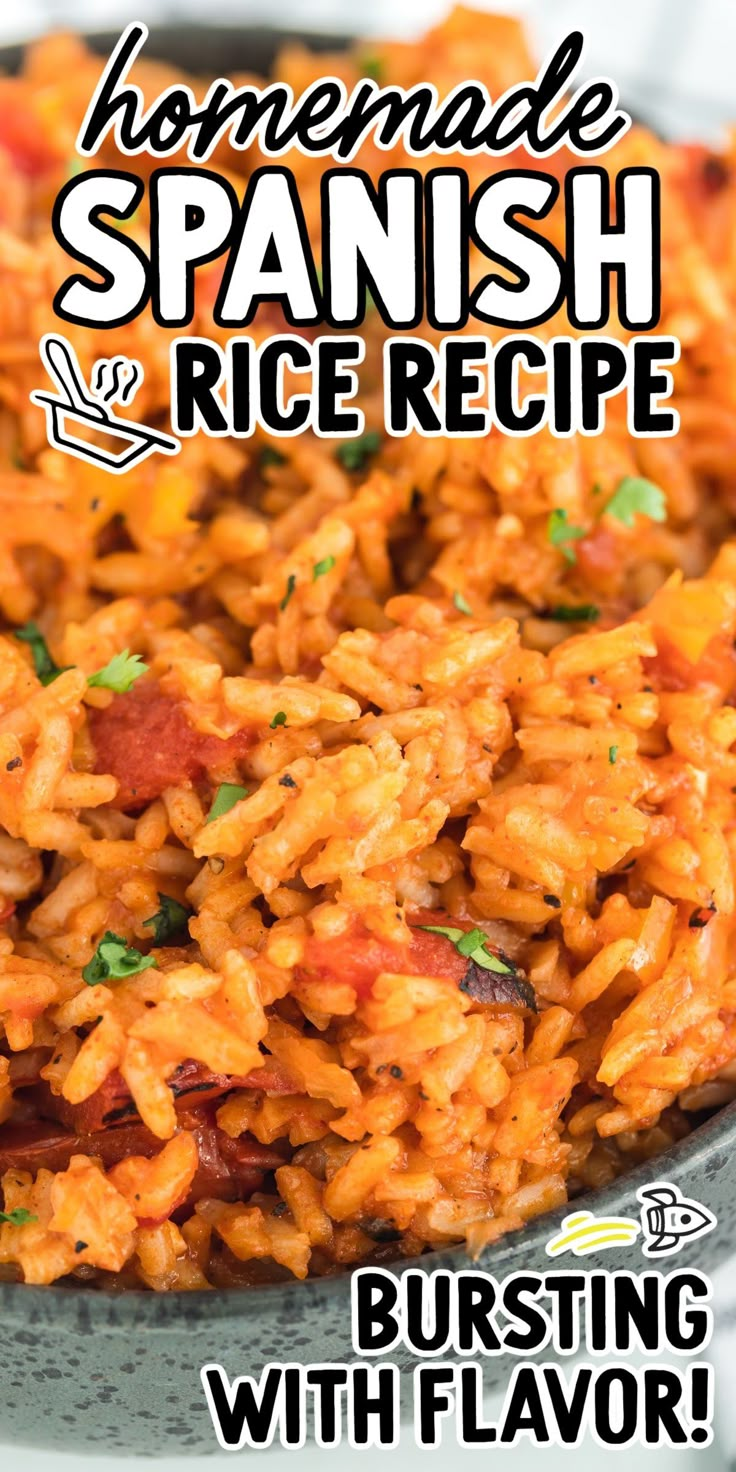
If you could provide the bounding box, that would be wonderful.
[2,1102,734,1454]
[2,25,735,1456]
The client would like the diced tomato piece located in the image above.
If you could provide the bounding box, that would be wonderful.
[216,1131,285,1176]
[186,1124,284,1211]
[407,912,469,985]
[48,1071,138,1133]
[89,681,253,809]
[0,1120,81,1175]
[576,525,620,584]
[0,1117,285,1215]
[35,1054,298,1136]
[134,1126,285,1225]
[168,1057,299,1102]
[645,633,736,697]
[298,912,468,999]
[0,82,62,177]
[298,926,409,999]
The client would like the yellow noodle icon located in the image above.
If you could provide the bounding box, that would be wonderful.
[546,1209,641,1257]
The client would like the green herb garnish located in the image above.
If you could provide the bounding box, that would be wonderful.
[0,1208,37,1226]
[313,556,336,581]
[143,893,192,945]
[14,623,69,686]
[416,922,536,1009]
[547,509,586,564]
[82,931,156,986]
[545,605,599,623]
[88,649,148,693]
[270,711,287,729]
[206,783,248,824]
[453,591,472,615]
[260,446,286,470]
[336,430,382,472]
[603,476,666,528]
[280,574,296,611]
[608,745,618,764]
[361,55,383,81]
[418,923,514,975]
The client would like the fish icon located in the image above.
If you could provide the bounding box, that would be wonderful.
[637,1182,716,1257]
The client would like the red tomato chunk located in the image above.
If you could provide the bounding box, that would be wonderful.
[89,682,252,809]
[298,915,467,999]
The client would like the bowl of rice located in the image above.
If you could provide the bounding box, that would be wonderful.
[1,10,736,1452]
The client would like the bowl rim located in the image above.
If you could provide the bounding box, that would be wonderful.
[0,23,352,75]
[0,22,733,1322]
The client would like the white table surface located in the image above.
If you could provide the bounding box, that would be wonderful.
[8,1412,731,1469]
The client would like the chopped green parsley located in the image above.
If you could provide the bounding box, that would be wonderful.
[259,446,286,470]
[143,893,192,944]
[545,604,599,623]
[313,555,336,580]
[361,55,383,80]
[603,476,666,528]
[280,573,297,611]
[336,430,382,472]
[88,649,148,693]
[82,932,157,986]
[14,623,69,686]
[418,923,515,975]
[547,508,586,564]
[206,783,249,823]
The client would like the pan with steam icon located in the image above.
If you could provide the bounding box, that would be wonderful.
[30,333,180,473]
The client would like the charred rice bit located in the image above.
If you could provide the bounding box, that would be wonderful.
[1,11,736,1288]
